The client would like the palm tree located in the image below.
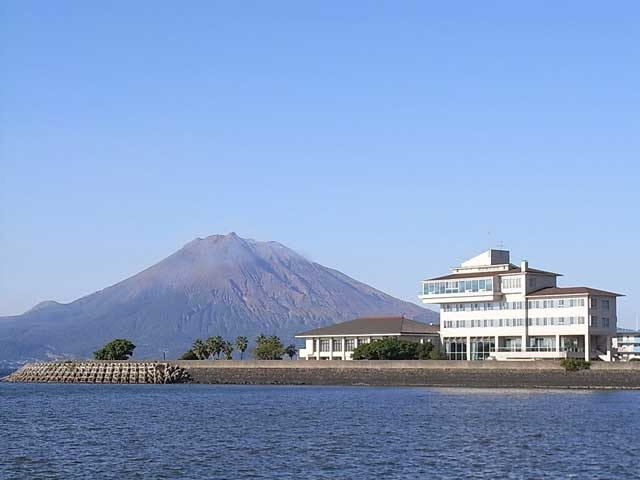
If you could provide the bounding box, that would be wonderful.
[206,336,224,360]
[222,341,234,360]
[192,339,210,360]
[235,336,248,360]
[284,344,297,360]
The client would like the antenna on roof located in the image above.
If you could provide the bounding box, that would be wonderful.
[497,240,505,249]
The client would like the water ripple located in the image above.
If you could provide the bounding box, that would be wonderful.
[0,384,639,479]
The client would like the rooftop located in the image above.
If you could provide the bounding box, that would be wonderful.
[527,287,624,297]
[295,316,439,337]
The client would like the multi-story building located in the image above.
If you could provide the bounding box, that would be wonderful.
[613,328,640,361]
[419,249,622,361]
[296,316,439,360]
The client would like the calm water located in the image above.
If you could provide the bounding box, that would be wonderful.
[0,384,639,479]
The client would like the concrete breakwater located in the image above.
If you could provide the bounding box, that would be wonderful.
[4,360,640,388]
[3,361,192,384]
[178,360,640,389]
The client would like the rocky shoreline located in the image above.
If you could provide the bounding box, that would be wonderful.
[3,361,192,384]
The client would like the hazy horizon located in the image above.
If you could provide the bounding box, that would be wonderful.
[2,2,639,326]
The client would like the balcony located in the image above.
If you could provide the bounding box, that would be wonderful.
[419,278,501,304]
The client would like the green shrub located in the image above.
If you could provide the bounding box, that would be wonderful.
[179,350,198,360]
[560,358,591,371]
[351,338,443,360]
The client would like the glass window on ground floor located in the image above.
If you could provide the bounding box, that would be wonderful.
[345,338,356,351]
[319,339,330,352]
[444,337,467,360]
[561,336,584,352]
[498,337,521,352]
[332,339,343,352]
[470,337,495,360]
[527,336,555,352]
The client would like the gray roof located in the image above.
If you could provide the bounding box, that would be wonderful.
[527,287,623,297]
[295,316,440,337]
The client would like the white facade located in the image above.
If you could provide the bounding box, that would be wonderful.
[419,249,622,361]
[613,330,640,361]
[295,317,440,360]
[297,334,437,361]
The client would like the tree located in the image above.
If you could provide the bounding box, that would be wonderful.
[235,336,248,360]
[253,334,284,360]
[560,358,591,371]
[222,341,234,360]
[179,350,198,360]
[192,339,210,360]
[284,344,297,360]
[206,336,224,360]
[93,339,136,360]
[351,338,421,360]
[416,341,435,360]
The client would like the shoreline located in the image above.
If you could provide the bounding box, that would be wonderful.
[4,360,640,389]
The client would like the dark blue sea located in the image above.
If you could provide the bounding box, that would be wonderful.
[0,384,638,479]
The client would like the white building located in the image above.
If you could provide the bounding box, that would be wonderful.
[613,329,640,361]
[419,249,622,361]
[296,316,439,360]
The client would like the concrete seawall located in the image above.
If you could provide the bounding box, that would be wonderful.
[178,360,640,389]
[4,360,640,389]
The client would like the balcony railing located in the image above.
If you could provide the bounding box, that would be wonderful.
[525,346,556,352]
[495,347,521,352]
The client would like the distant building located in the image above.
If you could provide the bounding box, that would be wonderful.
[614,329,640,361]
[295,316,439,360]
[419,249,622,361]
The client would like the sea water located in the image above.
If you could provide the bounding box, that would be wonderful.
[0,383,638,479]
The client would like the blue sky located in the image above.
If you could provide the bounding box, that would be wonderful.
[1,1,639,325]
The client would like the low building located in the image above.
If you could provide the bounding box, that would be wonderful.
[614,329,640,361]
[295,316,440,360]
[419,249,623,361]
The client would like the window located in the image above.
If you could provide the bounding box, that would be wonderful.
[502,277,522,289]
[444,337,467,360]
[590,298,598,309]
[319,339,330,352]
[470,337,495,360]
[602,318,610,328]
[528,337,555,351]
[422,277,494,295]
[590,316,597,327]
[332,339,342,351]
[345,339,356,351]
[602,299,610,310]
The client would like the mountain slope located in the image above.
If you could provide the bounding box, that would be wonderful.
[0,233,437,361]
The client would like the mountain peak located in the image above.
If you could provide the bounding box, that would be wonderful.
[0,235,437,361]
[26,300,64,314]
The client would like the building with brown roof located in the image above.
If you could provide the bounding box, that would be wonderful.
[419,249,623,362]
[295,316,439,360]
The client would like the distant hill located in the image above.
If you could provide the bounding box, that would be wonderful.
[0,233,437,361]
